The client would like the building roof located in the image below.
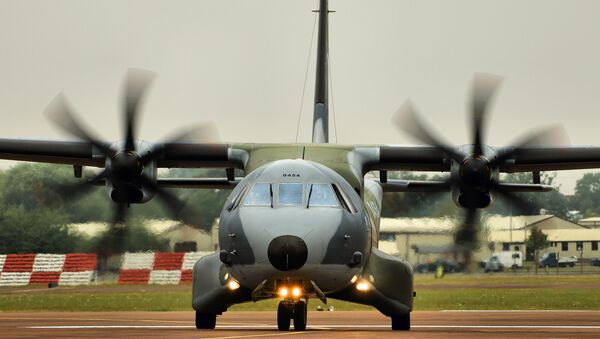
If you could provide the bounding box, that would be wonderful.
[380,215,585,234]
[578,217,600,226]
[491,229,600,243]
[69,219,186,238]
[380,217,455,234]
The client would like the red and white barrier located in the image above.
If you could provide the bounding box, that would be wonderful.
[118,252,210,285]
[0,253,97,286]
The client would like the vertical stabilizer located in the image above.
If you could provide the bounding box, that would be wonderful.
[312,0,330,143]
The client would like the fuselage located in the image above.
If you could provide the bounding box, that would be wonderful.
[218,159,373,295]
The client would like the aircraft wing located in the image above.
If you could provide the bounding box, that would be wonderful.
[0,138,244,168]
[496,146,600,172]
[374,146,449,172]
[0,138,102,166]
[372,145,600,173]
[0,138,247,189]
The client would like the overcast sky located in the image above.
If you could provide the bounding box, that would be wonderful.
[1,0,599,194]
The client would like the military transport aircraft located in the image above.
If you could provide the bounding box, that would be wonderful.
[2,0,600,332]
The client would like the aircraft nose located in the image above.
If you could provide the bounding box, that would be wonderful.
[267,235,308,271]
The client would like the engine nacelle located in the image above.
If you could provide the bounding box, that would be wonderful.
[449,145,499,210]
[452,187,495,209]
[104,140,158,204]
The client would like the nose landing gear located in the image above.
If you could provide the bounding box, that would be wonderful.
[277,300,307,331]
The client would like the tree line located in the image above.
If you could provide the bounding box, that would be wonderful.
[1,163,600,253]
[0,164,229,253]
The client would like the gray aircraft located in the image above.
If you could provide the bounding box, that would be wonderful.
[3,0,600,332]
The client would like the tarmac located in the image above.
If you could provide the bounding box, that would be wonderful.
[2,310,600,338]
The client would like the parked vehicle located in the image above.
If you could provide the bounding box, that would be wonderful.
[482,251,523,272]
[484,255,503,272]
[415,259,461,274]
[538,252,578,268]
[591,257,600,267]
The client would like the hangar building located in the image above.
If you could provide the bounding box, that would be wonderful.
[378,215,600,264]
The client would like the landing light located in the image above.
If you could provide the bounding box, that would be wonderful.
[356,280,370,292]
[292,287,302,297]
[279,287,289,297]
[227,280,240,290]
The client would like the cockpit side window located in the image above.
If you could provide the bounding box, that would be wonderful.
[307,184,339,207]
[228,183,250,211]
[278,183,303,206]
[332,184,358,213]
[243,183,272,206]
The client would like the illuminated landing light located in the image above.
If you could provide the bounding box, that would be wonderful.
[227,280,240,290]
[356,280,370,292]
[279,287,289,298]
[350,275,358,284]
[292,287,302,298]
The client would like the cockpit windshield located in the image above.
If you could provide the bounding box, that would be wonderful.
[278,183,303,206]
[243,183,272,206]
[242,182,345,209]
[307,184,339,207]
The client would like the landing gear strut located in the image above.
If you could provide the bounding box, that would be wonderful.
[391,313,410,331]
[277,300,307,331]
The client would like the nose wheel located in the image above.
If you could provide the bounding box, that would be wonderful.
[277,300,307,331]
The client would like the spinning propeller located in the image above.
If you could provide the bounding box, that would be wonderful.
[46,69,218,256]
[394,73,568,267]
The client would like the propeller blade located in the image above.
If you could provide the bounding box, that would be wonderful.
[490,125,570,168]
[95,203,128,257]
[137,175,204,230]
[453,208,481,269]
[393,100,465,162]
[471,73,503,156]
[490,179,535,215]
[139,122,221,166]
[45,94,114,156]
[123,69,156,152]
[50,169,109,200]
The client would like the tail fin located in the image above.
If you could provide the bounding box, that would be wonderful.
[312,0,330,143]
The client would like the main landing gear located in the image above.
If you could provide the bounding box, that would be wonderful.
[277,300,307,331]
[391,313,410,331]
[195,312,216,329]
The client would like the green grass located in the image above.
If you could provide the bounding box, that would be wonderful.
[414,272,600,286]
[0,274,599,312]
[415,288,600,310]
[0,291,189,312]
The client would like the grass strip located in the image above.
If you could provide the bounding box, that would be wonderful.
[1,286,599,312]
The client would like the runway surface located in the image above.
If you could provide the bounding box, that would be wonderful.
[2,310,600,338]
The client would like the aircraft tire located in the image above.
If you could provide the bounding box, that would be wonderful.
[391,313,410,331]
[195,312,216,329]
[277,302,291,331]
[293,300,307,331]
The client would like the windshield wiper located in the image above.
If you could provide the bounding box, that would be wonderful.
[269,183,274,208]
[306,184,314,208]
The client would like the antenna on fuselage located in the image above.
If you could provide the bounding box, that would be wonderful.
[311,0,332,143]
